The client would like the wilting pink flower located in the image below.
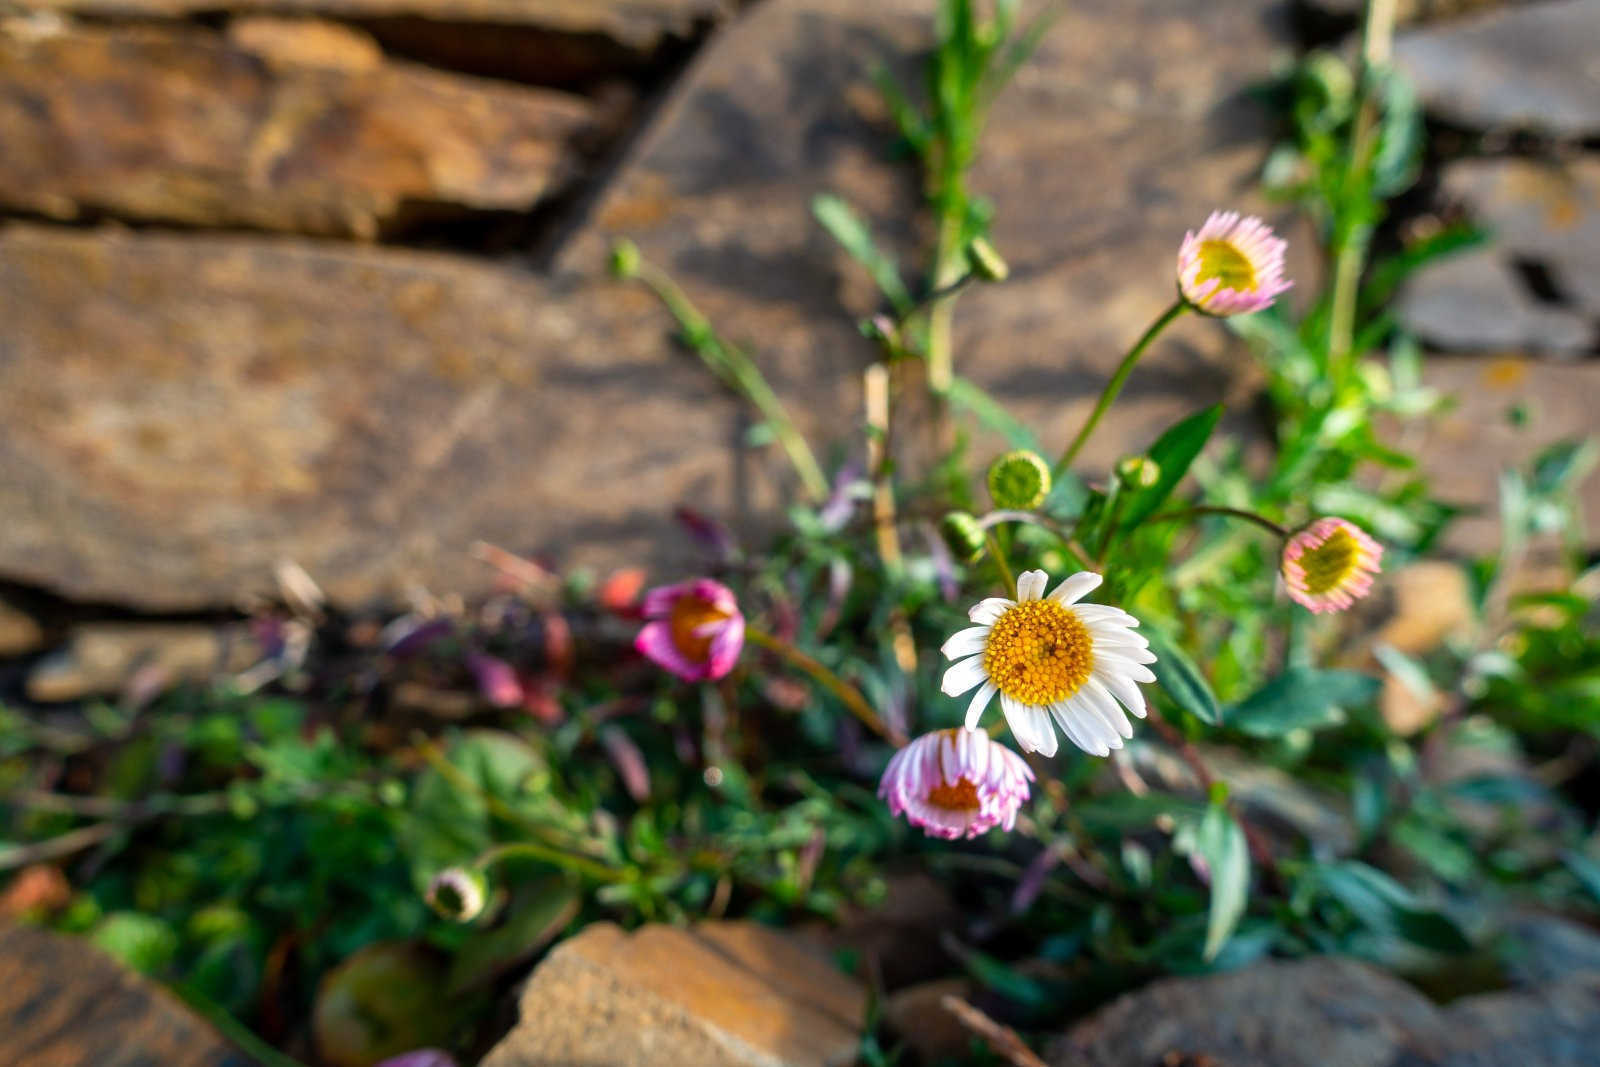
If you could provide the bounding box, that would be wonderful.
[1281,517,1384,614]
[466,652,523,707]
[1177,211,1292,316]
[879,728,1033,840]
[634,579,745,682]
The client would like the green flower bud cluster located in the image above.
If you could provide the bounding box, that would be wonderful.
[986,449,1052,510]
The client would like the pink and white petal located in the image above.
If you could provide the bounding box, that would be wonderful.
[941,625,991,659]
[941,655,989,697]
[638,583,688,620]
[703,620,745,680]
[634,621,700,680]
[1048,571,1103,605]
[965,680,999,730]
[1015,570,1048,603]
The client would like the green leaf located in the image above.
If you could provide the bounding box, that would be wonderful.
[446,876,581,995]
[91,912,180,975]
[1228,668,1379,737]
[1118,405,1223,532]
[1192,805,1250,963]
[948,376,1044,452]
[1145,626,1221,726]
[811,194,914,314]
[1313,861,1472,953]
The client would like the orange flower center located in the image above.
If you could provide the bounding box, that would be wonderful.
[926,777,981,812]
[1195,239,1257,293]
[982,600,1094,707]
[1297,527,1362,596]
[668,596,731,662]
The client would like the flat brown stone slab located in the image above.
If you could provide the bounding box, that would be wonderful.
[0,923,255,1066]
[0,226,746,610]
[0,19,593,238]
[560,0,1299,476]
[21,0,729,50]
[480,921,865,1067]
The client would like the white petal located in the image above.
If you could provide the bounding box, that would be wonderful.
[1076,605,1141,628]
[1001,694,1043,754]
[1024,705,1059,758]
[941,625,990,660]
[969,597,1013,624]
[1048,571,1103,605]
[1015,569,1048,603]
[1095,650,1157,683]
[941,655,989,697]
[965,681,998,730]
[1050,699,1107,757]
[1095,667,1149,720]
[1081,677,1134,739]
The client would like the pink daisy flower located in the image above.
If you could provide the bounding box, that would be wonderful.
[633,579,745,682]
[1177,211,1293,316]
[879,728,1034,840]
[1281,518,1384,614]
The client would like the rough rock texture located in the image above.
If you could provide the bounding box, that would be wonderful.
[0,225,751,610]
[0,19,594,238]
[25,623,263,702]
[562,0,1300,477]
[479,921,866,1067]
[1053,957,1455,1067]
[1396,356,1600,556]
[21,0,730,50]
[0,0,1298,610]
[1442,156,1600,320]
[0,923,254,1066]
[1053,953,1600,1067]
[1393,0,1600,138]
[1394,249,1592,355]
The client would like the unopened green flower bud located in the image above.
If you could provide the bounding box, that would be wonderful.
[609,239,641,281]
[425,867,486,922]
[965,237,1010,283]
[940,511,987,565]
[987,449,1051,510]
[1116,455,1161,490]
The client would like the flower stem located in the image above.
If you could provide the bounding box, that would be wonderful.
[472,841,632,884]
[634,261,830,502]
[1054,300,1188,478]
[1146,505,1289,539]
[745,627,904,745]
[983,529,1016,600]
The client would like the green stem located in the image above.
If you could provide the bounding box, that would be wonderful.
[983,529,1016,599]
[925,191,969,395]
[635,262,830,502]
[473,841,631,884]
[745,627,903,745]
[1146,506,1289,540]
[1054,300,1188,477]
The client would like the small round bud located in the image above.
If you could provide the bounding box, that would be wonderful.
[986,449,1051,510]
[939,512,987,565]
[965,237,1010,283]
[425,867,486,923]
[859,314,902,351]
[609,239,641,281]
[1116,455,1161,490]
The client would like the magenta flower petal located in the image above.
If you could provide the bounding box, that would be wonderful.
[1281,517,1384,614]
[634,578,746,682]
[1177,210,1293,317]
[878,728,1033,840]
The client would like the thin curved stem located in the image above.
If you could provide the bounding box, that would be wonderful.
[1146,506,1288,540]
[745,627,903,745]
[983,529,1016,599]
[473,841,631,883]
[1054,300,1187,477]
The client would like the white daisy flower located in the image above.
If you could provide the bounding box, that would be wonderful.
[940,570,1156,758]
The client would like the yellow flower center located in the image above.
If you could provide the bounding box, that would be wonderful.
[982,600,1094,707]
[1296,527,1362,596]
[1195,239,1257,293]
[926,776,980,812]
[669,597,731,662]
